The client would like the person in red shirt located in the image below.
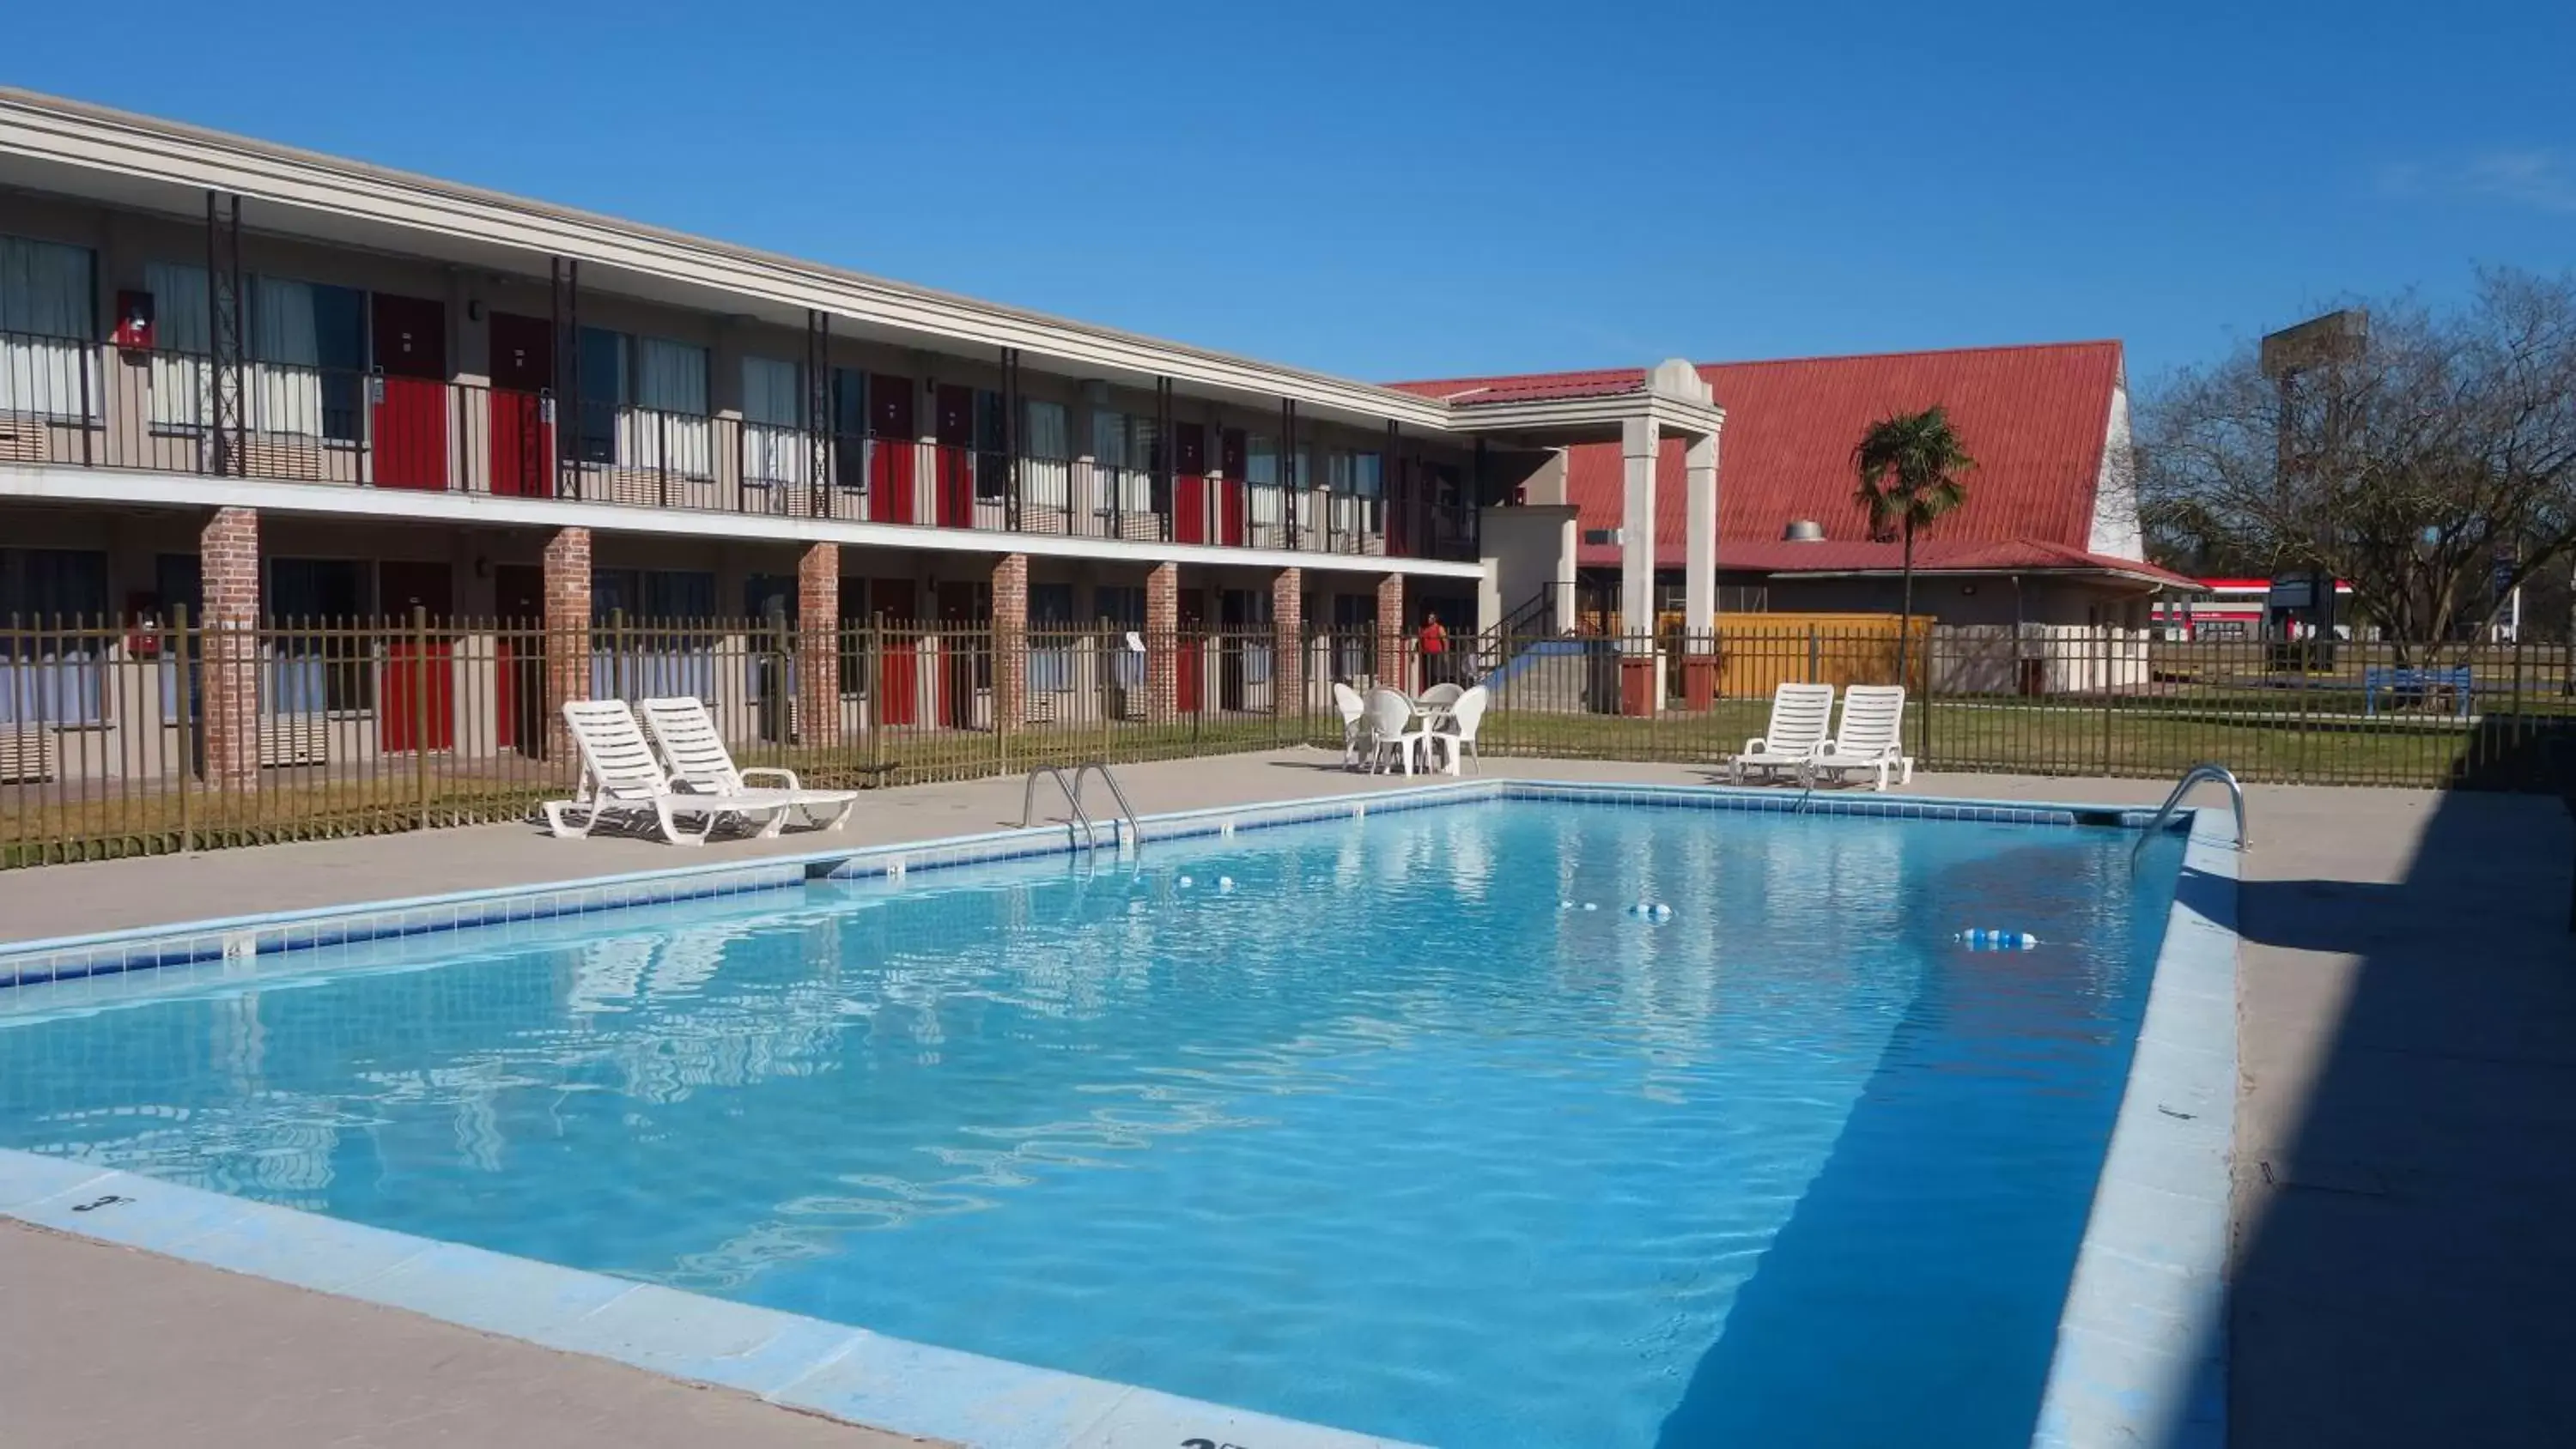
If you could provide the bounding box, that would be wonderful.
[1416,611,1448,690]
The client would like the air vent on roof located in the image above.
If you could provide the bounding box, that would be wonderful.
[1783,519,1826,542]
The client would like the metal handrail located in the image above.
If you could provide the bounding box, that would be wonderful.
[2133,761,2248,870]
[1072,761,1143,854]
[1020,766,1104,854]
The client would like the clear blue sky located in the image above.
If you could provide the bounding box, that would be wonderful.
[11,0,2573,385]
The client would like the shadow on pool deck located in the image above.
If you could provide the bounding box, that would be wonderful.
[2213,785,2576,1447]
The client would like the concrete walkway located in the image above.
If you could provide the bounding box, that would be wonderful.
[1,748,2569,1447]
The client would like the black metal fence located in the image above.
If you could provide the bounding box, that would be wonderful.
[4,613,2567,869]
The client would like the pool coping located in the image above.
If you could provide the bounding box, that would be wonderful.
[0,779,2238,1449]
[2031,802,2238,1448]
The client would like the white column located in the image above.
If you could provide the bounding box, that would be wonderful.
[1619,415,1658,652]
[1683,430,1719,645]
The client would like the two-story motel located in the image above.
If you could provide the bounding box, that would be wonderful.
[0,88,1738,767]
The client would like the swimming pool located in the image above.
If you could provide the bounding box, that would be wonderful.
[0,791,2203,1447]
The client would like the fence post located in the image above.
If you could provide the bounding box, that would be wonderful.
[1917,625,1935,769]
[866,613,885,779]
[1807,624,1819,684]
[412,603,431,832]
[173,603,194,853]
[2099,625,2115,775]
[1098,616,1115,764]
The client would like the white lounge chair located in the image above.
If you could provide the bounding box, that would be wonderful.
[544,700,802,845]
[1429,684,1487,775]
[1362,687,1433,775]
[640,695,858,834]
[1809,684,1913,791]
[1728,682,1837,785]
[1332,681,1370,768]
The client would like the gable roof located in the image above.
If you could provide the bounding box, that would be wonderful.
[1392,340,2129,572]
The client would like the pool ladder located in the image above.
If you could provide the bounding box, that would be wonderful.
[2132,762,2248,870]
[1020,761,1144,857]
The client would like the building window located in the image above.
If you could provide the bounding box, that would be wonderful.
[1096,584,1146,686]
[576,328,711,476]
[590,567,717,700]
[0,548,109,727]
[1019,398,1071,516]
[1093,411,1156,516]
[974,389,1008,500]
[829,367,868,491]
[0,235,95,423]
[742,355,803,485]
[247,276,364,441]
[1029,581,1075,693]
[268,557,373,713]
[143,260,210,428]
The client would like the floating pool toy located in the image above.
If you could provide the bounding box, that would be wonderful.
[1958,929,2038,950]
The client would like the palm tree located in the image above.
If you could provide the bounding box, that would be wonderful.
[1852,406,1975,687]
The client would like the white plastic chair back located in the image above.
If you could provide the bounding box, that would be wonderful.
[562,700,671,801]
[641,696,743,793]
[1420,682,1464,709]
[1834,685,1907,755]
[1765,683,1837,752]
[1364,687,1415,739]
[1446,685,1489,743]
[1332,681,1367,729]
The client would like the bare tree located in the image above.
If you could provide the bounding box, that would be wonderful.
[2138,270,2576,661]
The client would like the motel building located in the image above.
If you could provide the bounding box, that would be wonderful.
[0,88,2182,784]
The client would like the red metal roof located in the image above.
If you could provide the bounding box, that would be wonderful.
[1394,341,2137,576]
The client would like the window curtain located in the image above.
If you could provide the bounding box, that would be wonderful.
[741,355,801,483]
[145,261,211,428]
[1021,399,1070,512]
[247,276,324,436]
[618,336,710,476]
[1029,582,1075,693]
[0,237,94,421]
[1097,585,1146,686]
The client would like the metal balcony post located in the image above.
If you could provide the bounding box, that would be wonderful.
[205,191,246,477]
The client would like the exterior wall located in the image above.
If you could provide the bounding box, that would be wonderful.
[1760,574,2153,628]
[2085,377,2146,562]
[1479,504,1577,631]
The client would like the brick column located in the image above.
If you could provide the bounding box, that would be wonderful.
[1272,566,1303,718]
[796,543,841,747]
[1376,573,1407,691]
[541,526,592,762]
[1145,561,1179,722]
[198,506,260,790]
[992,553,1029,731]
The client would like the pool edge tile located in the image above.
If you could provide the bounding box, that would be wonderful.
[2029,803,2239,1449]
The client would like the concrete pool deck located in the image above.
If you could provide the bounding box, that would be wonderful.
[0,748,2568,1446]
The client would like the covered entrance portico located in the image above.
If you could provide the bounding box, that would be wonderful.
[1453,359,1725,713]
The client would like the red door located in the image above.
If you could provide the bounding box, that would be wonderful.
[379,560,455,753]
[937,581,982,727]
[1176,588,1206,714]
[872,578,919,725]
[933,384,975,528]
[488,312,553,498]
[1171,423,1207,544]
[869,374,915,524]
[371,294,449,490]
[1218,429,1249,546]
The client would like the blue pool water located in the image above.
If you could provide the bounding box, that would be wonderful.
[0,800,2184,1447]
